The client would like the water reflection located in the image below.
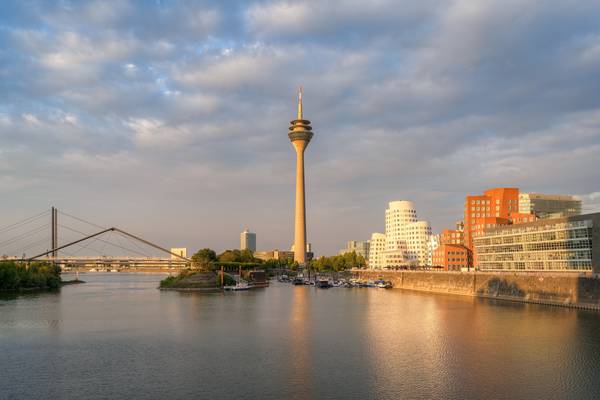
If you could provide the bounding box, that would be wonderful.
[1,275,599,400]
[286,286,313,400]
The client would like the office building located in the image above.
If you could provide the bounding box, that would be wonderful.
[339,240,370,260]
[474,213,600,272]
[253,250,294,262]
[170,248,187,261]
[368,233,386,269]
[240,229,256,252]
[519,193,582,219]
[464,188,536,266]
[440,229,464,245]
[432,244,470,271]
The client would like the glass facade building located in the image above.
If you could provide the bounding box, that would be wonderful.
[474,213,600,272]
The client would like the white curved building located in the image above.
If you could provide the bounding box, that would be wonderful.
[383,201,432,267]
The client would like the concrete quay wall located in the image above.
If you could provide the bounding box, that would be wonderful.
[354,270,600,310]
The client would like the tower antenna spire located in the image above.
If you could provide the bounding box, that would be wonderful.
[297,86,303,120]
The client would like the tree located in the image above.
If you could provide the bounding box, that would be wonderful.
[191,248,217,271]
[218,249,241,263]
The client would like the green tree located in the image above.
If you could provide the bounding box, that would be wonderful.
[191,248,217,271]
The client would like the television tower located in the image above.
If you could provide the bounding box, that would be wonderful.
[288,87,314,265]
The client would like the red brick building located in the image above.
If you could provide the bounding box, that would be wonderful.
[464,188,536,267]
[432,244,470,271]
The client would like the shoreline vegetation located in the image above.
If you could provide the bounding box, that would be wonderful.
[159,248,367,290]
[0,261,65,292]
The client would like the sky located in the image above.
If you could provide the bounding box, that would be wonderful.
[1,0,600,256]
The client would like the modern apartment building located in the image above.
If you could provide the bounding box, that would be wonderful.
[368,233,386,269]
[339,240,370,260]
[474,213,600,273]
[383,201,432,267]
[240,229,257,252]
[519,193,582,219]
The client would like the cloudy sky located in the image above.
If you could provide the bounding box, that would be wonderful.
[1,0,599,256]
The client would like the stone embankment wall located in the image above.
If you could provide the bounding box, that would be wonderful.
[354,270,600,310]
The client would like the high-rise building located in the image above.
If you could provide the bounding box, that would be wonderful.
[519,193,582,219]
[288,87,313,265]
[240,229,256,252]
[383,201,432,267]
[339,240,370,260]
[475,213,600,272]
[464,188,536,266]
[368,233,386,269]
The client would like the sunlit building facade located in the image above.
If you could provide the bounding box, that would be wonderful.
[383,201,432,267]
[519,193,582,219]
[432,244,470,271]
[368,233,386,269]
[339,240,370,260]
[474,213,600,272]
[240,229,257,252]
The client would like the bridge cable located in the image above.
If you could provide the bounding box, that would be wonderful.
[6,236,51,258]
[0,210,50,235]
[58,224,150,258]
[0,223,50,248]
[58,210,106,230]
[114,231,153,258]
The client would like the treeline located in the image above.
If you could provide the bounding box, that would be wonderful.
[309,252,366,272]
[0,261,61,291]
[190,248,296,271]
[188,248,364,272]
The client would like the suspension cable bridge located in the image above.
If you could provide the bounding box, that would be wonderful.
[0,207,191,271]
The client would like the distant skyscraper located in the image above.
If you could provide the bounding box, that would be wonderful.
[519,193,582,219]
[240,229,256,252]
[288,87,314,265]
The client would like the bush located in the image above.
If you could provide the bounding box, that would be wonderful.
[0,261,61,291]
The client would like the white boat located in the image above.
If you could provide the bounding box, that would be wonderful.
[224,282,251,291]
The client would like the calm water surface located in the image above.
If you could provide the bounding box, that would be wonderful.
[1,273,600,400]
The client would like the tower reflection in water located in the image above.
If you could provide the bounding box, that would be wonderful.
[286,286,313,399]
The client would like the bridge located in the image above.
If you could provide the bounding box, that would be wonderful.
[0,207,191,270]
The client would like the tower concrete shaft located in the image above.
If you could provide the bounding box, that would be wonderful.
[288,88,313,265]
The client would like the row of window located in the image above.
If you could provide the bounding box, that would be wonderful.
[478,250,591,262]
[479,260,591,270]
[481,220,590,237]
[476,229,590,245]
[477,239,591,254]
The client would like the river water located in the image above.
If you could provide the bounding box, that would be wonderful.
[1,273,599,400]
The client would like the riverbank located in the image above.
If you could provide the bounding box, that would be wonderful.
[354,270,600,311]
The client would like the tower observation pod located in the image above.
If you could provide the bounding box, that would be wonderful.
[288,87,314,265]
